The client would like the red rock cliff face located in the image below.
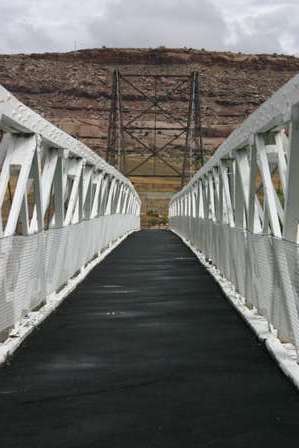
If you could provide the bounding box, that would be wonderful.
[1,48,298,226]
[0,48,298,157]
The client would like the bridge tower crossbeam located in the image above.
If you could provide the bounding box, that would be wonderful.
[106,70,204,186]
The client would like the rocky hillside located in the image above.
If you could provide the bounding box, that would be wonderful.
[1,48,298,225]
[1,48,299,155]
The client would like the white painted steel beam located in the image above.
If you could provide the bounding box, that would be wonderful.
[0,84,141,341]
[169,74,299,358]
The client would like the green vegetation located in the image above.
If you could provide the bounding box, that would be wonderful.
[146,209,168,227]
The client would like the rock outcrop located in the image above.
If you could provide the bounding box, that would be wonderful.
[1,48,298,225]
[1,48,298,155]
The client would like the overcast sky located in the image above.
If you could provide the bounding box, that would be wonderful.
[1,0,298,55]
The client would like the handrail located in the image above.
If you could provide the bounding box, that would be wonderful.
[169,74,299,358]
[0,85,134,188]
[171,73,299,204]
[0,85,141,237]
[0,85,141,341]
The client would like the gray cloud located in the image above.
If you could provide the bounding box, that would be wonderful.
[87,0,227,49]
[219,0,299,54]
[0,0,298,55]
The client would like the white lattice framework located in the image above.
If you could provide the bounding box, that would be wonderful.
[169,74,299,358]
[0,85,141,340]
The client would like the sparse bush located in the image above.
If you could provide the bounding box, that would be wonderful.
[147,209,159,218]
[161,215,168,225]
[146,210,168,227]
[148,216,160,227]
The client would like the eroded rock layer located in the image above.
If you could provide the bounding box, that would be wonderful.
[1,48,298,225]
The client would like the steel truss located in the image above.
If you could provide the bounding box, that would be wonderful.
[106,70,204,186]
[169,74,299,359]
[0,84,140,340]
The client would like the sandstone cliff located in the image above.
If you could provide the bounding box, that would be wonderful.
[1,48,298,225]
[1,48,298,155]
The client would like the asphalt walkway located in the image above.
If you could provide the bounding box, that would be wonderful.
[0,230,299,447]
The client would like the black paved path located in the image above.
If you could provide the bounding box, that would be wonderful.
[0,230,299,447]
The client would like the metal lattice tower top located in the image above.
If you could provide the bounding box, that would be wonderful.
[106,70,204,187]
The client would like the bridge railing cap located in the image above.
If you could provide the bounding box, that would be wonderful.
[171,73,299,203]
[0,84,139,197]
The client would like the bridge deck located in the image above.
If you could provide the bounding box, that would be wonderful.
[0,230,299,447]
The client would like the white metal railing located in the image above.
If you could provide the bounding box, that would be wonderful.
[169,74,299,358]
[0,85,141,340]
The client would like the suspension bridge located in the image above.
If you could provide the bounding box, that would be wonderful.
[1,74,299,446]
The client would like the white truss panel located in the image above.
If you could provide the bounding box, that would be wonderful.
[0,85,141,340]
[169,74,299,359]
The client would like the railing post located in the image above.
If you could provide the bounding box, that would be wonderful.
[283,103,299,242]
[53,149,66,228]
